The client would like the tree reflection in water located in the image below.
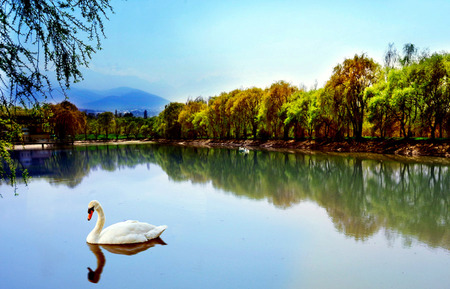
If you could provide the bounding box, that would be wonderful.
[8,143,450,250]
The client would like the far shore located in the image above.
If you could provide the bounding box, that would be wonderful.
[10,138,450,159]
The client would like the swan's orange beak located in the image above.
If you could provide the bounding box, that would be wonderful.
[88,207,94,221]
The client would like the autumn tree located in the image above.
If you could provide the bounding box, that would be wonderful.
[50,101,86,141]
[326,54,380,139]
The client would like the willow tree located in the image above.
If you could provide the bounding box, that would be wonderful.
[415,53,449,138]
[178,97,207,139]
[207,93,232,139]
[233,87,264,139]
[225,89,246,139]
[326,54,380,139]
[366,80,396,138]
[259,81,298,139]
[1,0,112,106]
[400,43,418,67]
[283,89,322,139]
[0,0,112,186]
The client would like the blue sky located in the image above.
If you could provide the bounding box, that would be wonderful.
[74,0,450,102]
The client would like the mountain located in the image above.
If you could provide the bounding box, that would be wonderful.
[60,87,170,116]
[35,87,103,106]
[81,88,168,111]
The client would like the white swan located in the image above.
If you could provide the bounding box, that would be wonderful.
[238,147,249,154]
[86,200,167,244]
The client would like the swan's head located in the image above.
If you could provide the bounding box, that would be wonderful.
[87,200,100,221]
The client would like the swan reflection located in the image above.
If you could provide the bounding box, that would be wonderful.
[87,238,167,283]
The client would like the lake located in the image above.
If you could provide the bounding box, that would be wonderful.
[0,143,449,289]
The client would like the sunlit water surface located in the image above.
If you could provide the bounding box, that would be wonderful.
[0,144,449,289]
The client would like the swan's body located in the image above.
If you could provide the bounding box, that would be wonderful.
[238,147,249,154]
[86,200,167,244]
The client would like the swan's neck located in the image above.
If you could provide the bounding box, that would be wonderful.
[88,205,105,242]
[94,206,105,234]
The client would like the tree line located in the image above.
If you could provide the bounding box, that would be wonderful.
[2,43,449,143]
[156,43,450,140]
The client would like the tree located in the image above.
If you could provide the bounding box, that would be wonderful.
[259,81,298,139]
[50,101,85,141]
[416,53,450,138]
[284,90,321,139]
[207,94,232,139]
[81,112,89,140]
[178,97,207,139]
[141,123,152,138]
[112,117,123,140]
[400,43,418,67]
[88,118,100,140]
[384,43,399,70]
[366,81,396,138]
[225,90,245,139]
[133,118,144,138]
[232,88,264,139]
[191,109,210,138]
[97,112,114,140]
[158,102,184,139]
[0,0,112,104]
[326,54,380,139]
[123,120,136,139]
[0,0,112,186]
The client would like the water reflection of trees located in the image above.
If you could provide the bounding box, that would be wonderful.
[9,144,450,250]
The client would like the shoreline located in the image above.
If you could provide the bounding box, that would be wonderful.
[10,138,450,158]
[156,138,450,158]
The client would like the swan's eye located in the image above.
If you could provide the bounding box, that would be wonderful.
[88,207,94,214]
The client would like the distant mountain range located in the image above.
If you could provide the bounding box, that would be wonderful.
[48,87,170,117]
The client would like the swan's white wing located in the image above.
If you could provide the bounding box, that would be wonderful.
[145,225,167,239]
[98,221,157,244]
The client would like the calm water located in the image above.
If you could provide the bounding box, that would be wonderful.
[0,143,449,289]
